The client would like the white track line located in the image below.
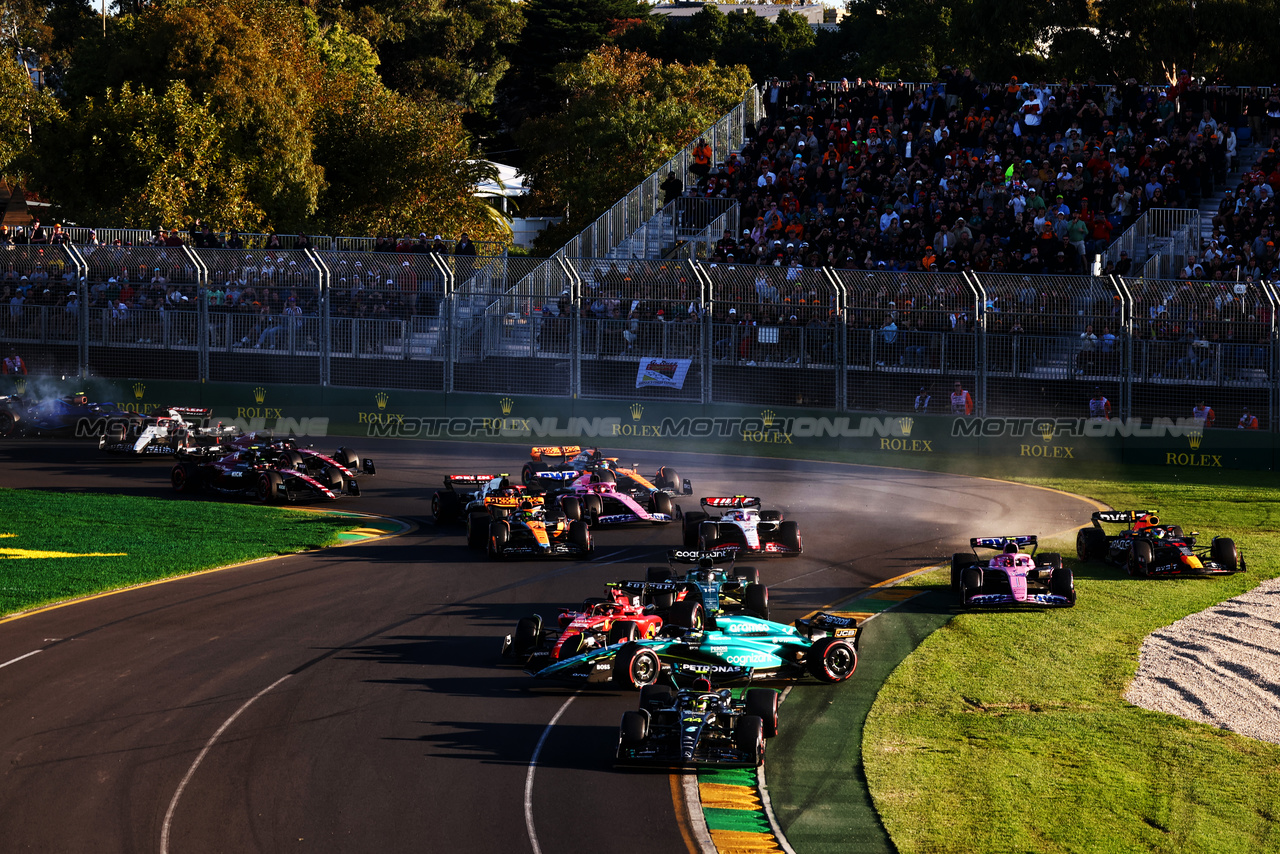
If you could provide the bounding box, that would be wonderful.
[524,692,579,854]
[0,649,41,670]
[160,674,292,854]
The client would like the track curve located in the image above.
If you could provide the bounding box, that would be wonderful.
[0,438,1095,853]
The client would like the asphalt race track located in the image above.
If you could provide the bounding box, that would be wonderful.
[0,437,1095,853]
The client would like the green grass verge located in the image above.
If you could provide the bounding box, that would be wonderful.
[863,468,1280,854]
[0,489,363,617]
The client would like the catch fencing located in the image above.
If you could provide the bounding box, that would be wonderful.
[5,249,1280,431]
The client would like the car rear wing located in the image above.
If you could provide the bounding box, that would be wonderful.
[1091,510,1158,527]
[701,496,761,510]
[443,474,498,491]
[485,494,544,509]
[529,445,581,461]
[667,549,735,566]
[970,535,1038,553]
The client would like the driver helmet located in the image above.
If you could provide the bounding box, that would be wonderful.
[692,676,713,693]
[697,556,716,570]
[519,500,535,511]
[1151,527,1165,539]
[733,510,746,521]
[1003,542,1019,554]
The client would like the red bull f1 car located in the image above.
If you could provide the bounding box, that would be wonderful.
[616,682,779,769]
[521,446,692,495]
[1076,510,1244,577]
[951,536,1075,608]
[681,496,801,556]
[500,586,663,669]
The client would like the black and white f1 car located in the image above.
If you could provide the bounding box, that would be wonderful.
[616,681,779,769]
[1076,510,1244,577]
[99,406,241,456]
[681,496,801,556]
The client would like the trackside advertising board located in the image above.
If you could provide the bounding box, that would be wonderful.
[4,376,1276,471]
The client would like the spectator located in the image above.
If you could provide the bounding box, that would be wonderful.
[950,381,973,415]
[914,387,931,412]
[1077,323,1098,374]
[1192,399,1215,428]
[2,348,25,375]
[1088,387,1111,421]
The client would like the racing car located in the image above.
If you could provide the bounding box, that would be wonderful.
[520,446,692,495]
[1075,510,1244,577]
[0,392,140,439]
[170,440,366,502]
[500,586,664,668]
[530,587,859,689]
[467,495,593,559]
[681,496,801,556]
[611,549,770,619]
[99,406,241,456]
[539,477,679,527]
[951,536,1075,608]
[616,681,779,769]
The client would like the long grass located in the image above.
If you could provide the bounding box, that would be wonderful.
[863,470,1280,853]
[0,489,361,616]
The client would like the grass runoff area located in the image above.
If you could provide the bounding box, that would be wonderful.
[803,465,1280,854]
[0,489,361,617]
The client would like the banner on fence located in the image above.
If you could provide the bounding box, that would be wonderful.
[636,358,692,390]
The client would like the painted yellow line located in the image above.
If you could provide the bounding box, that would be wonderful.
[699,783,762,810]
[0,513,415,627]
[707,829,784,852]
[868,588,920,601]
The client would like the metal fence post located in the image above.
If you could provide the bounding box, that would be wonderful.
[824,267,847,411]
[1262,280,1280,431]
[964,271,987,416]
[558,256,581,399]
[691,261,713,405]
[307,248,330,386]
[1110,275,1134,421]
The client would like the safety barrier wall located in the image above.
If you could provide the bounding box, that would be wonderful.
[4,250,1277,432]
[2,376,1274,473]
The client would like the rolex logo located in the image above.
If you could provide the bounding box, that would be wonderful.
[375,392,389,410]
[761,410,776,428]
[254,386,266,404]
[630,403,644,421]
[1186,428,1203,450]
[13,378,25,395]
[500,397,514,415]
[133,382,146,400]
[898,417,913,436]
[1040,424,1055,442]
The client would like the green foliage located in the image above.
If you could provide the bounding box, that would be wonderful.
[313,82,508,240]
[621,6,814,82]
[0,51,58,179]
[517,46,750,248]
[864,472,1280,853]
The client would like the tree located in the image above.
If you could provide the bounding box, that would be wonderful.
[312,82,507,240]
[0,51,58,179]
[25,80,257,227]
[517,46,751,250]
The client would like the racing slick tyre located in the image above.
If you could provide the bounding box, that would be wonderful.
[640,684,673,712]
[255,471,284,503]
[778,521,802,553]
[612,642,661,689]
[807,637,858,683]
[334,447,360,471]
[1211,537,1239,572]
[488,521,510,559]
[569,520,592,554]
[1051,567,1076,605]
[521,463,537,485]
[734,566,760,586]
[655,467,680,491]
[759,510,782,522]
[959,567,983,606]
[171,462,198,493]
[652,492,674,519]
[1038,552,1063,570]
[644,567,675,608]
[950,553,972,593]
[669,600,704,632]
[698,521,720,550]
[584,494,604,521]
[560,496,583,522]
[512,617,541,657]
[734,716,765,765]
[280,449,306,471]
[0,410,15,438]
[1129,540,1154,577]
[745,689,780,738]
[744,583,769,620]
[682,511,707,547]
[1168,525,1184,539]
[619,710,648,745]
[558,633,585,660]
[608,621,640,645]
[1076,527,1107,561]
[432,490,461,524]
[325,468,347,494]
[467,514,491,550]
